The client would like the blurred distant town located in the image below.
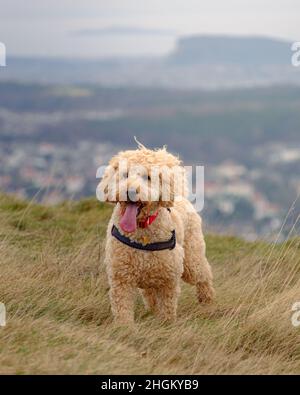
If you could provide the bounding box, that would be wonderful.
[1,137,300,241]
[1,35,300,241]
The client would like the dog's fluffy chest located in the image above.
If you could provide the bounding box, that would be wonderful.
[125,246,184,288]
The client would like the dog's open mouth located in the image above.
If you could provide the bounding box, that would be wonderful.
[119,203,141,233]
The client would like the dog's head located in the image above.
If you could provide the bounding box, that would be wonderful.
[97,143,187,232]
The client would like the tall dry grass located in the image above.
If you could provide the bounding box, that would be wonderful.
[0,194,300,374]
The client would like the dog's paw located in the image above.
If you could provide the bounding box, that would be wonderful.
[196,282,215,304]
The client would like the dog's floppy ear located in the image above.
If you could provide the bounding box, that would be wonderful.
[159,165,188,207]
[96,164,117,203]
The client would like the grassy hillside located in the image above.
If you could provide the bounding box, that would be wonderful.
[0,193,300,374]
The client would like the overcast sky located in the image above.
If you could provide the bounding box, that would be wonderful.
[0,0,299,58]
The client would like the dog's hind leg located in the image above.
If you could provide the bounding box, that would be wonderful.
[141,288,158,314]
[182,214,215,304]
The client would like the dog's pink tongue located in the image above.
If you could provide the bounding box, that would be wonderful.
[120,203,138,233]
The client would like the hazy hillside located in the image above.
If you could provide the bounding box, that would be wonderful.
[1,35,299,88]
[168,35,292,65]
[0,194,300,374]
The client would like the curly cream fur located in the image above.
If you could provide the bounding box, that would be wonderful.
[100,145,215,324]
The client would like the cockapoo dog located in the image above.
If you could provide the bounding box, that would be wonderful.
[98,143,214,324]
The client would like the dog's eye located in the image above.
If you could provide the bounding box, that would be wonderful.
[142,174,151,181]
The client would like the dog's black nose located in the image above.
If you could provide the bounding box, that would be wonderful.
[127,188,137,202]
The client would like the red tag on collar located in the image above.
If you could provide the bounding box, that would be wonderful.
[138,211,159,228]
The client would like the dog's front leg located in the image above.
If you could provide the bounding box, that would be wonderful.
[109,281,135,325]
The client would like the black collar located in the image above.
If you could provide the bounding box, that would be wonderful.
[111,225,176,252]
